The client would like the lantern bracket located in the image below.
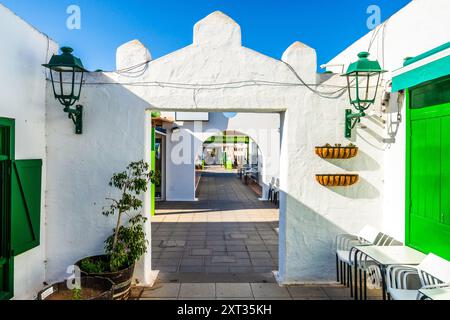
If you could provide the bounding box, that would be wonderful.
[345,109,366,139]
[64,105,83,134]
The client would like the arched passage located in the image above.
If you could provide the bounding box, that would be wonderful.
[152,112,281,279]
[195,130,266,200]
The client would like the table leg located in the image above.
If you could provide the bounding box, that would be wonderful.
[380,265,387,301]
[359,268,363,299]
[353,249,359,300]
[364,271,367,300]
[336,254,339,282]
[349,265,353,298]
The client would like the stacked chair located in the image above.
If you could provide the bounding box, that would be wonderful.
[335,226,402,298]
[385,253,450,300]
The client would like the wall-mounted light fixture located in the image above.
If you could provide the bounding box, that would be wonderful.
[343,52,386,138]
[170,126,181,142]
[43,47,87,134]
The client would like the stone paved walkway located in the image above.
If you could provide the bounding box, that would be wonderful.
[131,283,382,300]
[152,171,279,275]
[144,171,384,300]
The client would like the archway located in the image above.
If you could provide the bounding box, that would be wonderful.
[152,112,281,281]
[195,130,265,200]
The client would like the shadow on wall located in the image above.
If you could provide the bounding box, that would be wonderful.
[280,193,349,283]
[46,71,156,284]
[325,150,380,172]
[325,177,380,200]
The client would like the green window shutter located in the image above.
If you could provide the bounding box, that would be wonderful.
[10,160,42,256]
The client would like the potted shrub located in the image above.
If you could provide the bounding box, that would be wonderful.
[76,160,157,300]
[315,143,359,159]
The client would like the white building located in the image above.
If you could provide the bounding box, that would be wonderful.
[0,0,449,299]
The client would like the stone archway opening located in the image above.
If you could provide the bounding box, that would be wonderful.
[151,112,281,282]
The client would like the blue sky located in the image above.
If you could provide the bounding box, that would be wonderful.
[1,0,411,71]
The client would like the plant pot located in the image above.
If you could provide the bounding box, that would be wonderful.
[316,174,359,187]
[37,276,113,300]
[315,146,359,159]
[75,255,135,300]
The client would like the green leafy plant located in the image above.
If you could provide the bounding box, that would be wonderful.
[321,143,357,148]
[72,288,82,300]
[80,258,109,274]
[101,160,158,272]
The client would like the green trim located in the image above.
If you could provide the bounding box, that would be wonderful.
[0,118,14,300]
[0,118,15,160]
[405,89,411,246]
[404,42,450,67]
[393,55,450,92]
[151,128,156,217]
[204,136,250,144]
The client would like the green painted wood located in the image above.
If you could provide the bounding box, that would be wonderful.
[151,128,156,217]
[10,160,42,257]
[0,118,14,300]
[393,54,450,92]
[407,96,450,260]
[410,76,450,110]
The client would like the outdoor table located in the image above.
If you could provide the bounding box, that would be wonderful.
[419,287,450,300]
[352,245,426,300]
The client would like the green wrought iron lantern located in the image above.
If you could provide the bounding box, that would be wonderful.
[43,47,87,134]
[343,52,386,138]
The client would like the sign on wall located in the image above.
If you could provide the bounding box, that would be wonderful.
[175,112,209,121]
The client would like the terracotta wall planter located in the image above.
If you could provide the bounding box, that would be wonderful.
[316,174,359,187]
[315,146,358,159]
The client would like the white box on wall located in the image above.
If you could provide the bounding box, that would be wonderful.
[175,112,209,121]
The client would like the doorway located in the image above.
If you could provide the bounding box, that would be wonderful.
[152,112,281,280]
[407,76,450,260]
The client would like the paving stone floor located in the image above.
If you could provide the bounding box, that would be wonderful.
[143,170,383,300]
[131,282,383,300]
[152,171,279,274]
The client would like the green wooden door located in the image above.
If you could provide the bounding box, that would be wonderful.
[407,77,450,260]
[0,118,14,300]
[0,118,42,300]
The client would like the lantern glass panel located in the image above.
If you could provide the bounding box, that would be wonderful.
[49,67,84,107]
[346,71,380,111]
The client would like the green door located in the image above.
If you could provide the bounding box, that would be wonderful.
[0,118,14,300]
[407,76,450,260]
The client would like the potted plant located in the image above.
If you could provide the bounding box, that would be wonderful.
[75,160,157,300]
[315,143,359,159]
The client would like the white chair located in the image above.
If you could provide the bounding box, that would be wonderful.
[335,226,379,288]
[336,227,402,298]
[386,253,450,300]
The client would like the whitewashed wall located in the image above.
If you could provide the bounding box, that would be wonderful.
[85,11,387,283]
[8,0,448,292]
[160,112,280,201]
[0,4,58,299]
[45,76,154,285]
[326,0,450,242]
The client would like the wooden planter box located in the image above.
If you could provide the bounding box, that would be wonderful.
[316,174,359,187]
[315,146,358,159]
